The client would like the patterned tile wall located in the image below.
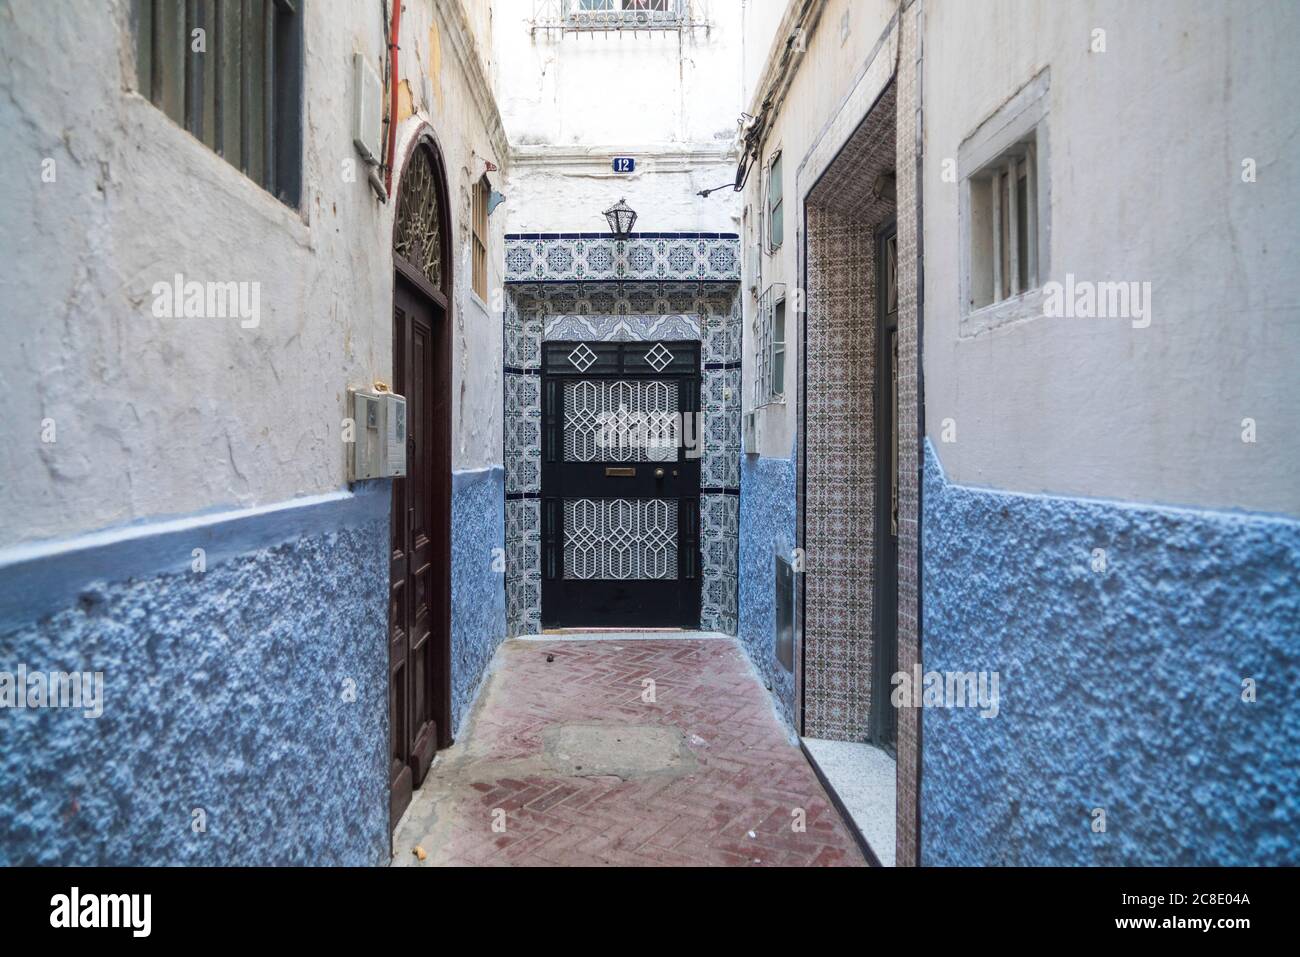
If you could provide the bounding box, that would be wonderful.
[505,233,741,283]
[803,207,879,742]
[894,2,922,868]
[503,272,742,636]
[800,81,899,743]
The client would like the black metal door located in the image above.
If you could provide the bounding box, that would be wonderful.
[541,340,701,629]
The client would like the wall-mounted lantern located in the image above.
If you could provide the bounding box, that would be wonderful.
[603,198,637,237]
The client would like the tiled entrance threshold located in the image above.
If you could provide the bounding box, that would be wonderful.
[801,738,897,867]
[393,634,864,866]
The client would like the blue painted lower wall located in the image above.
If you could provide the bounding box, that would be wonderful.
[450,467,506,736]
[0,486,391,866]
[738,449,798,728]
[921,441,1300,865]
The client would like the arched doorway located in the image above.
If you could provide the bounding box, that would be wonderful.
[389,132,453,832]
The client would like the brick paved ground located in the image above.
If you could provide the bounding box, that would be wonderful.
[392,636,865,867]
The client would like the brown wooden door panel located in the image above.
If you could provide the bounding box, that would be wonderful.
[389,274,450,833]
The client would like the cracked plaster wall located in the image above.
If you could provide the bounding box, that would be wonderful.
[0,0,506,546]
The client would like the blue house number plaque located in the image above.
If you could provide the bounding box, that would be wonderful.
[612,157,635,173]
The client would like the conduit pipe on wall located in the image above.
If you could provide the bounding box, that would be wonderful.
[384,0,403,196]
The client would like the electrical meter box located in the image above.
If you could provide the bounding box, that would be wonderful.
[349,388,407,481]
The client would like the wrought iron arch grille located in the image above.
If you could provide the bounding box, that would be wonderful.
[394,146,444,289]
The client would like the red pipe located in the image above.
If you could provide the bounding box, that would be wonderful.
[384,0,402,196]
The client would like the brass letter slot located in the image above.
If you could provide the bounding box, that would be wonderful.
[605,466,636,477]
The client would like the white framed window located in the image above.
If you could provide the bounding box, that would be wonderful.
[580,0,670,9]
[753,283,786,405]
[767,151,784,252]
[969,144,1037,309]
[534,0,706,33]
[959,70,1050,336]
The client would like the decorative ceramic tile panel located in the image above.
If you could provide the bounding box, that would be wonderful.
[505,234,741,283]
[799,82,899,744]
[701,493,739,633]
[502,279,742,637]
[544,314,701,341]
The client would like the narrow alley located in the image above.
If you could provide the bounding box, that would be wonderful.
[394,635,863,867]
[0,0,1297,893]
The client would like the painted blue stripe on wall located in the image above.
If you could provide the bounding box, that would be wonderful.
[0,484,391,634]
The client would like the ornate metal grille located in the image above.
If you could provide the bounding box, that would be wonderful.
[564,498,678,580]
[564,379,679,462]
[753,282,785,405]
[529,0,710,34]
[394,146,442,289]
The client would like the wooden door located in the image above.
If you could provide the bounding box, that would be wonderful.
[540,340,702,629]
[390,274,450,831]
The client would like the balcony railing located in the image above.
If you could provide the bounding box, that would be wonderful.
[529,0,710,35]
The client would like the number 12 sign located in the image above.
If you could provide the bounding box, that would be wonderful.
[612,157,636,173]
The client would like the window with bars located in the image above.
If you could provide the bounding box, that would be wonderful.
[753,283,786,405]
[969,140,1038,310]
[472,176,490,300]
[131,0,303,207]
[576,0,672,12]
[767,151,784,251]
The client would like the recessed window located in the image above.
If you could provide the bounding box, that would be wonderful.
[969,143,1038,309]
[472,176,490,300]
[958,70,1050,332]
[767,152,784,252]
[131,0,303,207]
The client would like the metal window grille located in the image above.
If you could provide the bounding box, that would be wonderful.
[564,380,679,462]
[132,0,303,206]
[530,0,709,34]
[753,283,785,405]
[971,139,1038,309]
[472,176,489,300]
[564,499,678,580]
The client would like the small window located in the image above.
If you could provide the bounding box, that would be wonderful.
[131,0,303,207]
[577,0,671,12]
[772,297,786,396]
[472,176,490,300]
[767,152,784,251]
[958,70,1050,332]
[753,283,786,405]
[969,144,1038,309]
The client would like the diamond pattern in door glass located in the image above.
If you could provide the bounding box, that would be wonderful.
[568,343,597,372]
[645,342,674,372]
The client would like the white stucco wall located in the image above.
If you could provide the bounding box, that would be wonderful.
[0,0,506,545]
[494,0,744,234]
[921,0,1300,515]
[740,0,897,457]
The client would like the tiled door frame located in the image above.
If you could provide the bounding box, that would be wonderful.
[791,9,921,866]
[502,234,743,637]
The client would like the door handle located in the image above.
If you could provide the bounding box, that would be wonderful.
[605,467,636,477]
[654,467,665,478]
